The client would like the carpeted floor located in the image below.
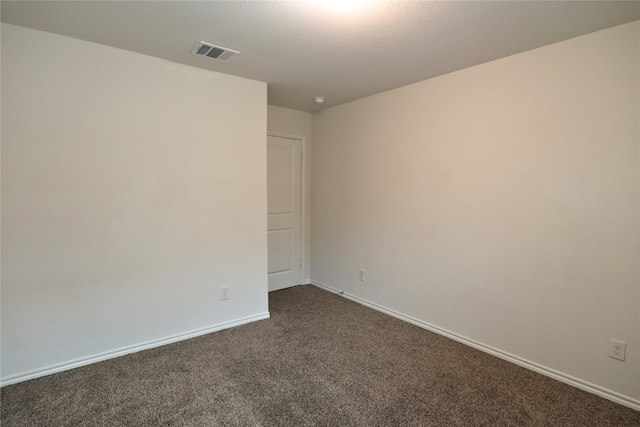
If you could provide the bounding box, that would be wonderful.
[1,285,638,426]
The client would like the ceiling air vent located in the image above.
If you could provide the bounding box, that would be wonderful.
[191,42,239,62]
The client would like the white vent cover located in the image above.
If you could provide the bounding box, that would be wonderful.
[191,42,239,62]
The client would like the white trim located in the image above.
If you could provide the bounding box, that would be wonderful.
[0,312,270,387]
[309,281,640,411]
[267,131,304,141]
[267,131,307,287]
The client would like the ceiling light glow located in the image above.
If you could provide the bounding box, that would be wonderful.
[319,0,365,12]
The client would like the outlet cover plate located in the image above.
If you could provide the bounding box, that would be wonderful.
[609,339,626,361]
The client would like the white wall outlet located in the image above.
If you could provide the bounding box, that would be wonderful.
[609,339,626,361]
[220,286,229,301]
[359,269,365,281]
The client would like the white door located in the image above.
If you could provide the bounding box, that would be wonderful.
[267,135,302,292]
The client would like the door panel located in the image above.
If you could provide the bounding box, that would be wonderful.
[267,135,302,291]
[267,147,293,214]
[267,229,292,273]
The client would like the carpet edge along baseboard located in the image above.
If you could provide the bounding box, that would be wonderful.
[0,312,271,387]
[309,281,640,412]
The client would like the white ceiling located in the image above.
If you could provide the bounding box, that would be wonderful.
[2,1,639,112]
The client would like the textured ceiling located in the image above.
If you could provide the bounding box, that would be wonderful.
[2,1,639,112]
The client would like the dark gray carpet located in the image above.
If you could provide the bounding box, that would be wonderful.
[1,285,638,426]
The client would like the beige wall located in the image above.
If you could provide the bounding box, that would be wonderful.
[267,105,313,283]
[1,24,268,382]
[311,21,639,405]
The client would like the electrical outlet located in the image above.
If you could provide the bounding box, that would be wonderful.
[220,286,229,301]
[609,339,626,361]
[359,269,365,281]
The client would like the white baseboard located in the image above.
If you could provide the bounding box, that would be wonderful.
[310,281,640,411]
[1,312,270,387]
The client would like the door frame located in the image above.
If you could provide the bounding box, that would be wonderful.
[267,131,306,287]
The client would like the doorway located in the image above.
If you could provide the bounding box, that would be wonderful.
[267,134,303,291]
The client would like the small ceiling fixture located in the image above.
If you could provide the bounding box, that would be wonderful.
[313,97,325,104]
[191,42,239,62]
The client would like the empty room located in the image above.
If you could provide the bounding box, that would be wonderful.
[1,1,639,425]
